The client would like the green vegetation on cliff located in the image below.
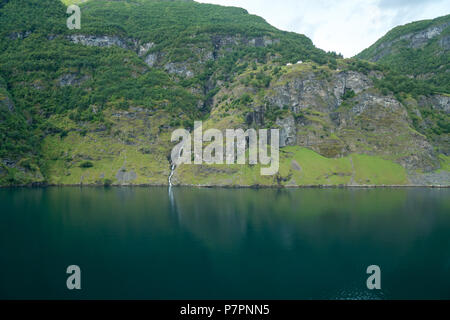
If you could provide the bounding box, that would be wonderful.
[356,15,450,154]
[357,14,450,94]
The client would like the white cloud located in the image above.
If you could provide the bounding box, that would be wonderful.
[195,0,449,57]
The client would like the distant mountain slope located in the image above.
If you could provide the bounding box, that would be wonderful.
[357,14,450,94]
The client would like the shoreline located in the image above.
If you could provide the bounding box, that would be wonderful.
[1,183,449,189]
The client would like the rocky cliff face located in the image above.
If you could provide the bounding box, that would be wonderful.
[368,21,450,61]
[266,70,373,114]
[210,62,445,179]
[358,15,450,62]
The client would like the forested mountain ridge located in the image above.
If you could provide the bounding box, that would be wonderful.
[0,0,448,186]
[357,14,449,94]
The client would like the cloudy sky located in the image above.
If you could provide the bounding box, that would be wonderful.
[196,0,449,57]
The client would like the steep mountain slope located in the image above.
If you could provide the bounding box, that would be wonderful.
[357,14,449,93]
[0,0,448,186]
[357,14,450,173]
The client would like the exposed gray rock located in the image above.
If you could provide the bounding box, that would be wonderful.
[9,31,31,40]
[195,48,214,62]
[415,73,435,80]
[407,23,450,49]
[67,35,162,65]
[211,35,280,52]
[420,94,450,114]
[164,62,194,78]
[276,115,296,147]
[115,167,137,183]
[268,75,330,113]
[350,93,406,117]
[291,160,301,171]
[248,36,280,47]
[368,21,450,61]
[439,35,450,50]
[68,34,132,49]
[57,73,90,87]
[138,42,154,56]
[245,107,265,126]
[144,52,159,67]
[2,159,17,168]
[408,170,450,186]
[268,70,372,113]
[335,71,372,95]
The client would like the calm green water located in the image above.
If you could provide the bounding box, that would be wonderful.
[0,187,449,299]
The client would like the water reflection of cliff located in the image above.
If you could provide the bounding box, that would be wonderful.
[167,187,446,252]
[169,187,253,249]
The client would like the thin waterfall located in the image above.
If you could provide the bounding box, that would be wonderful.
[168,164,175,187]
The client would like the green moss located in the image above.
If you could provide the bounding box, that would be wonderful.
[280,147,352,185]
[61,0,86,5]
[438,154,450,172]
[173,146,409,187]
[351,154,408,185]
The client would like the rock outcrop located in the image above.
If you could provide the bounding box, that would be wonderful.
[215,64,444,172]
[367,21,450,61]
[68,34,135,49]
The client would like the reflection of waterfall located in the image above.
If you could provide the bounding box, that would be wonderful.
[168,143,184,223]
[168,184,176,213]
[168,164,178,224]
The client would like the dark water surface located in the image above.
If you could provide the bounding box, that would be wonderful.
[0,187,449,299]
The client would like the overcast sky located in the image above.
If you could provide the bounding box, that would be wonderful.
[196,0,449,57]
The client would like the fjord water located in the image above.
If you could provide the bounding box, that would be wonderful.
[0,187,449,299]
